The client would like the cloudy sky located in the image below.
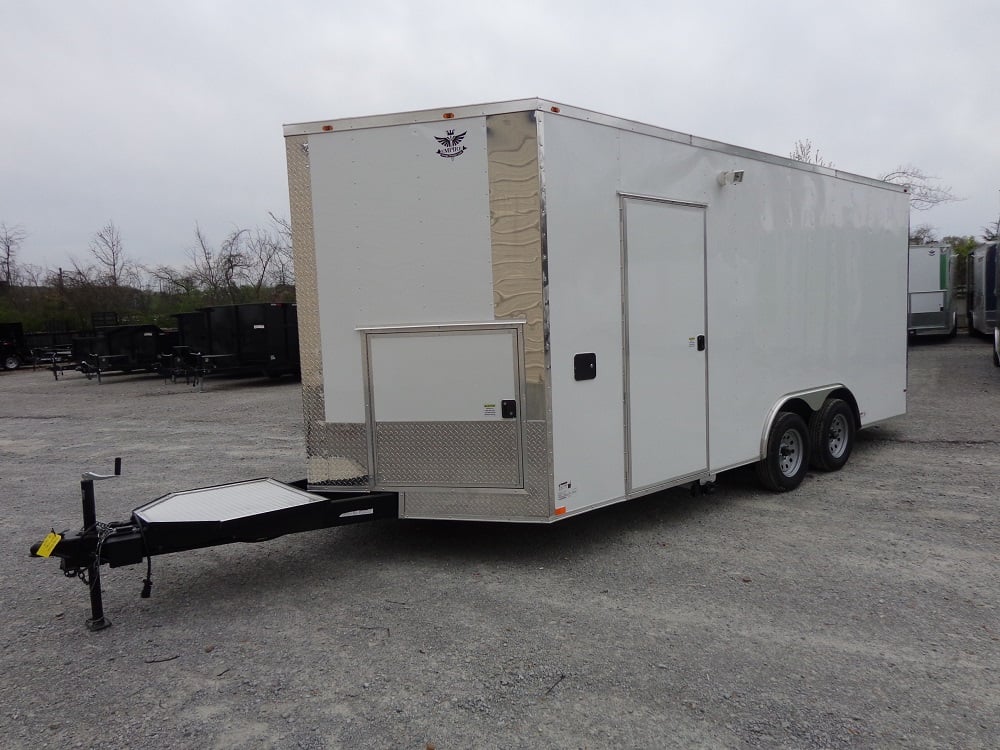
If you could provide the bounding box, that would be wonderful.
[3,0,999,273]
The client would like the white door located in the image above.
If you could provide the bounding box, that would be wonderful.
[622,197,708,491]
[365,325,524,489]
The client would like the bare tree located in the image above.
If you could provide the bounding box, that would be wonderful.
[146,264,200,295]
[879,166,959,211]
[909,224,938,245]
[186,225,228,301]
[268,213,295,287]
[219,228,252,302]
[983,216,999,242]
[89,221,138,287]
[790,140,959,213]
[789,139,834,168]
[1,222,27,286]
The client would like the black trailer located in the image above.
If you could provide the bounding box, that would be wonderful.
[30,460,397,630]
[0,322,31,370]
[25,329,79,361]
[164,303,299,386]
[74,325,179,382]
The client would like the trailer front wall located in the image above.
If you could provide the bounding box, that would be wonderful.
[541,113,908,514]
[289,114,552,520]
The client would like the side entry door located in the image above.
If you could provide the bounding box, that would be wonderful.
[622,196,708,492]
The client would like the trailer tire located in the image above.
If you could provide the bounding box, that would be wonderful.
[756,412,810,492]
[3,354,20,370]
[808,398,854,472]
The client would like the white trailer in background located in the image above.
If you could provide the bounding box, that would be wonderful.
[908,243,957,337]
[282,99,910,522]
[967,242,998,337]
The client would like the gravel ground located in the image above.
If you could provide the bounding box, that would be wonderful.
[1,337,998,750]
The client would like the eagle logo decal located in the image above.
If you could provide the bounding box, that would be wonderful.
[435,129,467,158]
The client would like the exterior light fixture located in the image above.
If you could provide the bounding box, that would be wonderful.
[718,169,745,186]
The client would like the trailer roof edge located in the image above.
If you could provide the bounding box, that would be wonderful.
[282,98,905,192]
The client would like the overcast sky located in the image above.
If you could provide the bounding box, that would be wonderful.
[3,0,999,273]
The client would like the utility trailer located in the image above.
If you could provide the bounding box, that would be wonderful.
[161,303,300,386]
[0,322,31,370]
[907,243,957,337]
[31,99,909,628]
[967,242,997,337]
[73,325,178,382]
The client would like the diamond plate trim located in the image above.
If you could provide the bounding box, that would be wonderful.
[287,135,359,485]
[306,421,369,486]
[402,421,550,519]
[375,421,520,487]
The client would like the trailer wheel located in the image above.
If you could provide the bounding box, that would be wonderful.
[756,412,809,492]
[808,398,855,472]
[3,354,20,370]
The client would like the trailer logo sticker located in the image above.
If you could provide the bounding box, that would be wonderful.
[435,130,467,158]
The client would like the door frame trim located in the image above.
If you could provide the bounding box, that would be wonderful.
[618,193,710,494]
[358,321,527,491]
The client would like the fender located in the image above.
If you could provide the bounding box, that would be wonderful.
[759,385,847,460]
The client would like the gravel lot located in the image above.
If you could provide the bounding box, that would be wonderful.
[1,337,998,750]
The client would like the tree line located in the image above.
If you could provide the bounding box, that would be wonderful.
[0,216,294,333]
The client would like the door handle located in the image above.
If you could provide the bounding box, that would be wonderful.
[696,335,706,352]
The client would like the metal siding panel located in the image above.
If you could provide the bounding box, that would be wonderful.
[306,117,496,425]
[909,245,947,293]
[616,127,908,459]
[541,115,628,512]
[486,112,547,420]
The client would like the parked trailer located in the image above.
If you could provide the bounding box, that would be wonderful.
[31,99,909,627]
[73,325,178,382]
[163,303,300,384]
[287,98,908,516]
[966,242,997,336]
[0,322,30,370]
[24,329,80,368]
[908,244,957,337]
[994,248,1000,367]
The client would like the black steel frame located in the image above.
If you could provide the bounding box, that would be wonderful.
[30,462,398,630]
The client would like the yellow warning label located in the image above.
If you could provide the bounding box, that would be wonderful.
[36,532,62,558]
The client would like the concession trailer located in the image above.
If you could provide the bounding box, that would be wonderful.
[31,99,910,628]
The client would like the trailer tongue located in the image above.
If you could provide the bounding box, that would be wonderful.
[29,460,397,630]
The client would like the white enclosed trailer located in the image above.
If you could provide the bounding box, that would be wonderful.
[907,243,957,337]
[283,99,909,522]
